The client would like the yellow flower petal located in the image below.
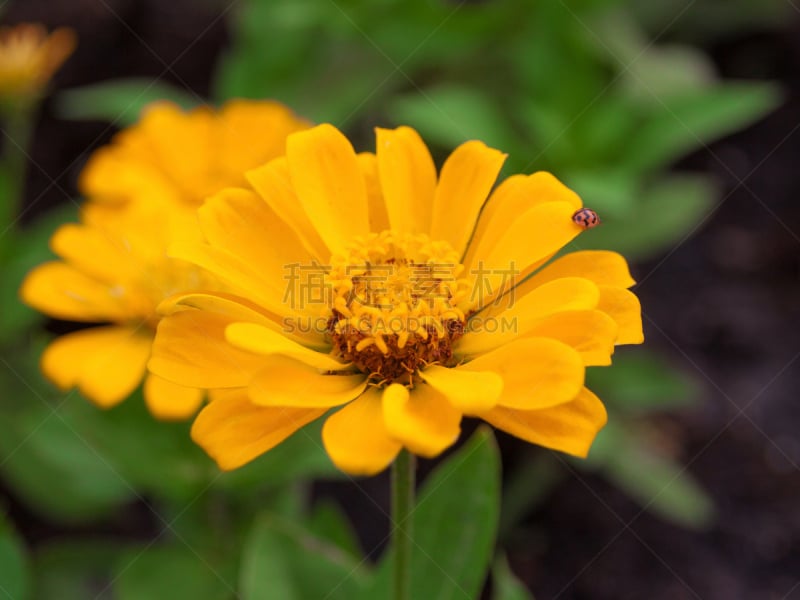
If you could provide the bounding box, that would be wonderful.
[198,187,313,284]
[225,322,345,371]
[467,201,584,305]
[144,373,204,420]
[430,140,506,256]
[479,387,607,458]
[322,388,402,475]
[375,126,436,235]
[20,261,137,322]
[168,242,288,317]
[382,383,461,458]
[525,310,618,366]
[41,326,151,408]
[461,337,584,410]
[518,250,636,294]
[137,103,215,198]
[418,365,503,413]
[191,390,325,470]
[357,152,390,232]
[458,277,599,357]
[216,99,310,180]
[79,143,179,208]
[49,223,138,284]
[149,310,266,388]
[158,290,325,349]
[597,285,644,345]
[246,157,329,259]
[286,124,370,254]
[160,290,275,321]
[465,172,582,268]
[248,355,366,407]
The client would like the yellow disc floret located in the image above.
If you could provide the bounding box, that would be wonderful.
[326,230,473,385]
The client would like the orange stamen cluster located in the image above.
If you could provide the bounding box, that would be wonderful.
[326,230,473,385]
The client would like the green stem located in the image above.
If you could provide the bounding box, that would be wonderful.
[0,105,36,237]
[391,449,415,600]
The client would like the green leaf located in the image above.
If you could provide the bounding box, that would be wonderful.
[587,421,714,529]
[621,83,781,172]
[499,452,563,540]
[0,396,135,523]
[69,391,211,502]
[368,427,501,599]
[0,203,78,340]
[114,545,234,600]
[564,169,639,218]
[492,555,533,600]
[587,349,700,412]
[56,79,200,126]
[0,163,15,241]
[591,13,715,98]
[0,514,30,600]
[308,500,362,558]
[240,514,370,600]
[33,540,126,600]
[388,85,520,154]
[574,174,716,260]
[410,427,500,599]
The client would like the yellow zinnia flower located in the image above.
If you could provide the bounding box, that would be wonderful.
[20,101,310,418]
[149,124,644,473]
[0,23,75,104]
[80,100,311,212]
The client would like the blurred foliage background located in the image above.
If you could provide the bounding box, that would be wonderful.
[1,0,797,598]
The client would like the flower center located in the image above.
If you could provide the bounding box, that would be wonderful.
[326,230,472,386]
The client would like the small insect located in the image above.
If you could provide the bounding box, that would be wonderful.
[572,208,601,229]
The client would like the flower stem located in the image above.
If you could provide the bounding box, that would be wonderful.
[391,449,415,600]
[0,105,35,237]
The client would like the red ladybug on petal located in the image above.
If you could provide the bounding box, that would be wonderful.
[572,208,601,229]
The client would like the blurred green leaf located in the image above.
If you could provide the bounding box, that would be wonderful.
[0,513,30,600]
[73,392,211,502]
[368,427,501,599]
[0,396,135,523]
[492,554,533,600]
[34,540,126,600]
[0,163,14,242]
[588,421,714,529]
[588,349,700,412]
[564,95,640,168]
[240,514,369,600]
[623,45,716,100]
[621,83,782,172]
[499,452,564,540]
[114,545,234,600]
[575,174,716,259]
[0,203,78,341]
[388,85,520,152]
[56,79,200,126]
[565,169,639,218]
[308,500,362,559]
[591,13,715,99]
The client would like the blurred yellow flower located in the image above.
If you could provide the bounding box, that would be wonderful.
[149,123,644,474]
[0,23,75,104]
[20,101,310,419]
[80,100,311,212]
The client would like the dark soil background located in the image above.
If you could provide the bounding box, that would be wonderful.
[3,1,800,598]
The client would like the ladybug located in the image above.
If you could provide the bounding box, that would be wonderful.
[572,208,601,229]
